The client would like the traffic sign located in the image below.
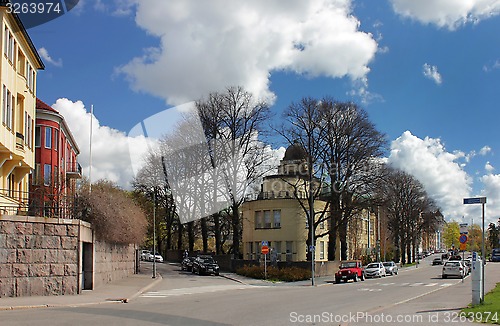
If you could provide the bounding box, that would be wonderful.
[460,223,468,234]
[309,245,315,252]
[261,240,268,246]
[459,234,468,244]
[463,197,487,204]
[460,243,467,251]
[261,245,269,255]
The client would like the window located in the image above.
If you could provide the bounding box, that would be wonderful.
[273,210,281,228]
[254,211,262,229]
[54,129,59,151]
[43,164,51,186]
[35,126,41,147]
[320,241,325,260]
[275,241,281,261]
[264,210,271,228]
[33,163,40,185]
[45,127,52,148]
[4,27,15,63]
[2,85,12,129]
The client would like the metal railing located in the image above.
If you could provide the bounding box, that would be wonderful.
[0,188,78,219]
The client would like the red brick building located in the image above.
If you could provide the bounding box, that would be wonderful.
[29,98,81,218]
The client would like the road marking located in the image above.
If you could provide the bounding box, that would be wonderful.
[425,283,438,287]
[410,282,424,287]
[140,284,258,298]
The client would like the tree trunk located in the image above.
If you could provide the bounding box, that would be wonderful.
[187,221,195,251]
[339,220,348,260]
[231,204,241,259]
[177,221,183,250]
[214,213,222,254]
[201,217,208,253]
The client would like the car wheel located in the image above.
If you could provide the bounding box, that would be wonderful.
[215,272,219,276]
[442,275,447,279]
[335,278,341,284]
[361,274,365,281]
[198,269,202,275]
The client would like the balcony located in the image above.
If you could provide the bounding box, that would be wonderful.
[15,132,24,151]
[66,162,82,179]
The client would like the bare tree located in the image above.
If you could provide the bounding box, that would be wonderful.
[318,99,387,261]
[279,97,330,261]
[381,167,439,264]
[196,86,272,258]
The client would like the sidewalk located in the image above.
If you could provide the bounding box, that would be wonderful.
[0,268,162,311]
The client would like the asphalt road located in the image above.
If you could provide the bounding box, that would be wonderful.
[1,255,498,326]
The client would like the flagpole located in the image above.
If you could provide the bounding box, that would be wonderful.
[89,104,93,193]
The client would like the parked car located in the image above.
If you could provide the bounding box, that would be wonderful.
[140,250,151,261]
[432,257,443,265]
[181,256,196,272]
[364,262,386,278]
[491,248,500,262]
[442,260,465,279]
[192,255,220,276]
[148,252,164,263]
[382,261,398,275]
[335,260,364,283]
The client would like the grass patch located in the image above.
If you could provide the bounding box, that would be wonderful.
[236,265,311,282]
[461,282,500,324]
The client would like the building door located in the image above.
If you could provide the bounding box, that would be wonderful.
[82,242,93,290]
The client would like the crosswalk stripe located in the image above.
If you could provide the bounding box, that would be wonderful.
[140,284,258,298]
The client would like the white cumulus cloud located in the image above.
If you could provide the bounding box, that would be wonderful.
[389,0,500,30]
[387,131,472,219]
[117,0,378,105]
[480,173,500,224]
[423,63,442,85]
[52,98,152,188]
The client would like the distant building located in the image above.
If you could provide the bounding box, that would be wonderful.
[29,99,81,218]
[242,142,331,262]
[0,5,44,214]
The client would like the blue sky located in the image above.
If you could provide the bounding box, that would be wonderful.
[25,0,500,224]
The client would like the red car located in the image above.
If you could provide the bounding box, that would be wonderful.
[335,260,364,283]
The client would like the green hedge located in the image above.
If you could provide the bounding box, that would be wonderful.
[236,265,311,282]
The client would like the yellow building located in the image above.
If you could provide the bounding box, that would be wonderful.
[0,6,44,214]
[242,142,330,262]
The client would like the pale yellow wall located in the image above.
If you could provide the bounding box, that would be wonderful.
[242,197,329,262]
[0,10,39,211]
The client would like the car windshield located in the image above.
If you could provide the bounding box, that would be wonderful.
[383,262,392,267]
[445,262,460,267]
[340,262,357,268]
[366,263,379,268]
[199,257,215,263]
[493,249,500,255]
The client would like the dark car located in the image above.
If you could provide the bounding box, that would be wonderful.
[181,256,196,272]
[192,255,220,276]
[432,257,443,265]
[491,249,500,262]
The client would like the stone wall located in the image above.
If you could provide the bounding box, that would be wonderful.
[0,216,137,298]
[0,216,84,297]
[93,241,136,289]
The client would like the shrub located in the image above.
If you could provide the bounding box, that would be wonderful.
[236,265,311,282]
[76,180,147,244]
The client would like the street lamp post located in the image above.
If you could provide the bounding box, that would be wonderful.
[152,187,157,279]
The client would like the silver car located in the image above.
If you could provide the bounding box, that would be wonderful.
[442,260,465,279]
[364,262,387,278]
[383,261,398,275]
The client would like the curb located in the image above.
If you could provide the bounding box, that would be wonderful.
[0,273,163,311]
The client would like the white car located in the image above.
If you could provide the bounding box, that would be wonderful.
[442,260,465,278]
[140,250,151,261]
[148,252,164,263]
[364,262,387,278]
